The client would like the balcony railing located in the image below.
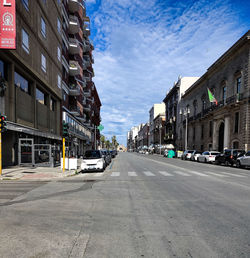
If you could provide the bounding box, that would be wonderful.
[69,60,80,76]
[68,84,80,96]
[83,73,91,82]
[69,38,80,55]
[83,90,91,98]
[83,104,91,113]
[83,55,91,67]
[68,0,86,13]
[69,15,80,34]
[69,105,81,116]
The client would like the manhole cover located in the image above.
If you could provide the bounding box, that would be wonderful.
[22,171,36,174]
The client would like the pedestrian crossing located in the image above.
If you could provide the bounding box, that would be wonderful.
[108,170,249,179]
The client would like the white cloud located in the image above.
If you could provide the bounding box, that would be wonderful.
[90,0,249,145]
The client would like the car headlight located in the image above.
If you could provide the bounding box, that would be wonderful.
[97,160,103,164]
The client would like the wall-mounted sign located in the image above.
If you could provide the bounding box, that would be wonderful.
[0,0,16,49]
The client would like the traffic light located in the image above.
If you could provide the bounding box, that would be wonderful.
[62,121,69,137]
[0,114,7,133]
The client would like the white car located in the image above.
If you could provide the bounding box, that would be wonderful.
[236,151,250,168]
[81,150,105,172]
[190,151,202,161]
[198,151,220,163]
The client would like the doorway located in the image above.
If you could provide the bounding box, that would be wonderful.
[218,122,224,152]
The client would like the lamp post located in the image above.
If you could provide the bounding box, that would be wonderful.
[180,107,190,150]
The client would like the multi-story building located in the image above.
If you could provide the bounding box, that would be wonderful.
[178,31,250,152]
[138,123,149,148]
[127,125,139,151]
[149,103,165,145]
[163,76,199,148]
[61,0,101,157]
[153,114,165,145]
[0,0,63,167]
[0,0,101,167]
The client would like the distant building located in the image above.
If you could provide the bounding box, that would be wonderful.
[127,125,140,151]
[163,76,199,149]
[149,103,165,145]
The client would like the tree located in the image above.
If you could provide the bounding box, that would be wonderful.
[105,140,111,149]
[111,135,119,150]
[100,135,106,148]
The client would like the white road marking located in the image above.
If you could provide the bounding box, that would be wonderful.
[158,171,173,176]
[111,172,120,177]
[174,171,191,176]
[220,172,246,178]
[205,172,228,177]
[187,171,209,177]
[128,172,137,176]
[143,171,155,176]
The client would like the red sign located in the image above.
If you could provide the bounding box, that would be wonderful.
[0,0,16,49]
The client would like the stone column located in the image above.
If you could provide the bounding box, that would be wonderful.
[212,119,217,150]
[224,116,230,149]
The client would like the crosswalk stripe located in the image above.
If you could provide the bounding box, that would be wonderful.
[158,171,173,176]
[205,172,228,177]
[174,171,191,176]
[220,172,245,178]
[186,171,209,177]
[143,171,155,176]
[128,172,137,176]
[111,172,120,177]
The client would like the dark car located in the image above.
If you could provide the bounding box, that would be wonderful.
[110,150,116,158]
[215,149,245,166]
[100,149,111,166]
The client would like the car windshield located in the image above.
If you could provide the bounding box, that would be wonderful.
[84,150,101,159]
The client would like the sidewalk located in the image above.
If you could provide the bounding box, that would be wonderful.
[0,166,82,181]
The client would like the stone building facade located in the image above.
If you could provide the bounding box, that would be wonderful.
[178,31,250,152]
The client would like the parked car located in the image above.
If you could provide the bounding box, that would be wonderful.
[181,150,195,160]
[190,151,202,161]
[198,151,221,163]
[215,149,246,166]
[101,149,112,166]
[81,150,106,172]
[110,150,116,158]
[236,151,250,168]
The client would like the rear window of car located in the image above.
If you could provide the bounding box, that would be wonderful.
[211,152,220,155]
[85,150,101,158]
[188,151,194,153]
[245,151,250,156]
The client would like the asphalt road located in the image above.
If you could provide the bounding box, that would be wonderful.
[0,152,250,258]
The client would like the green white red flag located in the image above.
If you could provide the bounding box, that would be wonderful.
[207,88,218,105]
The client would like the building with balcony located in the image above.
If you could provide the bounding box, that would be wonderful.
[178,31,250,152]
[0,0,63,167]
[153,114,165,146]
[61,0,100,156]
[149,103,165,145]
[163,76,199,148]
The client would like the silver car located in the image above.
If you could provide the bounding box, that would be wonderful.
[236,151,250,168]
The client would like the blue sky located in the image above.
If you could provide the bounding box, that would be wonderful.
[86,0,250,146]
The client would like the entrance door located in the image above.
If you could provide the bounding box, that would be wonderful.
[18,139,34,165]
[218,123,224,152]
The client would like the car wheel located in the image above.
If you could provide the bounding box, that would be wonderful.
[236,161,242,168]
[215,160,219,165]
[225,161,230,166]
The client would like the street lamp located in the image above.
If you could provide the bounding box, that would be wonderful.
[180,107,190,150]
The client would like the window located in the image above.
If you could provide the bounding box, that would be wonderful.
[42,0,46,4]
[57,18,61,33]
[41,17,46,38]
[36,88,45,105]
[22,0,29,11]
[201,124,204,139]
[15,72,30,94]
[236,77,241,94]
[50,98,56,111]
[57,47,61,62]
[233,141,239,149]
[209,121,213,137]
[22,29,29,53]
[202,99,206,112]
[234,112,239,133]
[63,90,67,101]
[222,86,226,103]
[57,75,61,88]
[41,54,46,72]
[193,100,197,116]
[208,143,212,151]
[0,59,7,80]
